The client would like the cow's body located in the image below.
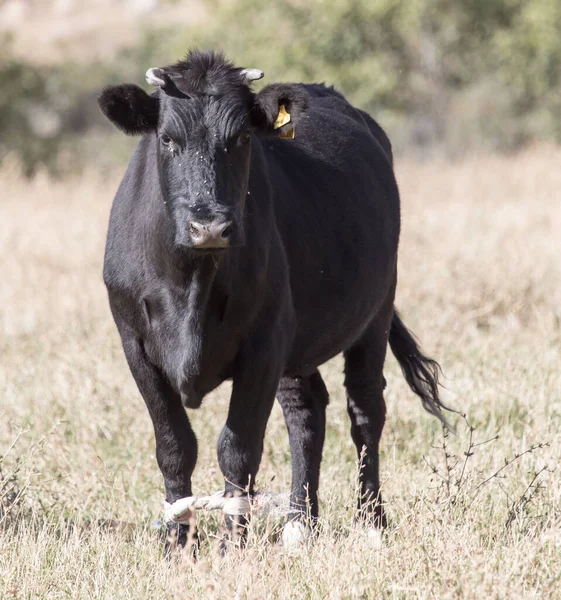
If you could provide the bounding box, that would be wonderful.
[99,51,447,551]
[105,85,398,401]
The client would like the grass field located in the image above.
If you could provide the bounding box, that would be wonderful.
[1,147,560,599]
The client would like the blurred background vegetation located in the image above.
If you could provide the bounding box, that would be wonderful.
[1,0,560,176]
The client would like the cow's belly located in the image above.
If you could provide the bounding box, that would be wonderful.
[283,211,398,374]
[286,263,396,374]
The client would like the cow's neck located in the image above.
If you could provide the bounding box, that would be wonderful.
[178,256,217,381]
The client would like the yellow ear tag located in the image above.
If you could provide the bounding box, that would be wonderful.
[274,104,291,129]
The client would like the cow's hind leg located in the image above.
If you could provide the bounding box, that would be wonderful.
[344,309,393,529]
[277,370,328,544]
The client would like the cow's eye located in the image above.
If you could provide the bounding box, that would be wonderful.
[160,134,177,154]
[238,131,251,145]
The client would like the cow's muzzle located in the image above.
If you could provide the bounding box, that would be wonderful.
[188,219,234,249]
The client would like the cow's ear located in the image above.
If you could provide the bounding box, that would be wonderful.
[252,84,308,139]
[98,84,159,135]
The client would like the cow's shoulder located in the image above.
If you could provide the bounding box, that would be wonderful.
[302,84,393,165]
[103,137,157,294]
[302,83,361,124]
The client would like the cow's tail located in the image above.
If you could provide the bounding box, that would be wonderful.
[389,309,452,430]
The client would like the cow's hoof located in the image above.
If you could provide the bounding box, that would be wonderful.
[163,522,198,559]
[365,527,383,549]
[282,520,311,552]
[219,514,248,556]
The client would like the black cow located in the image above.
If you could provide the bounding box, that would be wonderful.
[98,50,448,551]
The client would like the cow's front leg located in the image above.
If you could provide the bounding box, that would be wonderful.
[217,335,284,551]
[118,327,198,554]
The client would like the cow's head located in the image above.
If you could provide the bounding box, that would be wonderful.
[98,50,308,251]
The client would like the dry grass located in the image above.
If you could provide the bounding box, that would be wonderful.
[1,146,560,599]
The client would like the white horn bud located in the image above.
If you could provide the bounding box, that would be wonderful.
[240,68,264,83]
[145,67,166,87]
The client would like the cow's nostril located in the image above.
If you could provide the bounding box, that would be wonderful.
[188,220,233,248]
[189,223,202,238]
